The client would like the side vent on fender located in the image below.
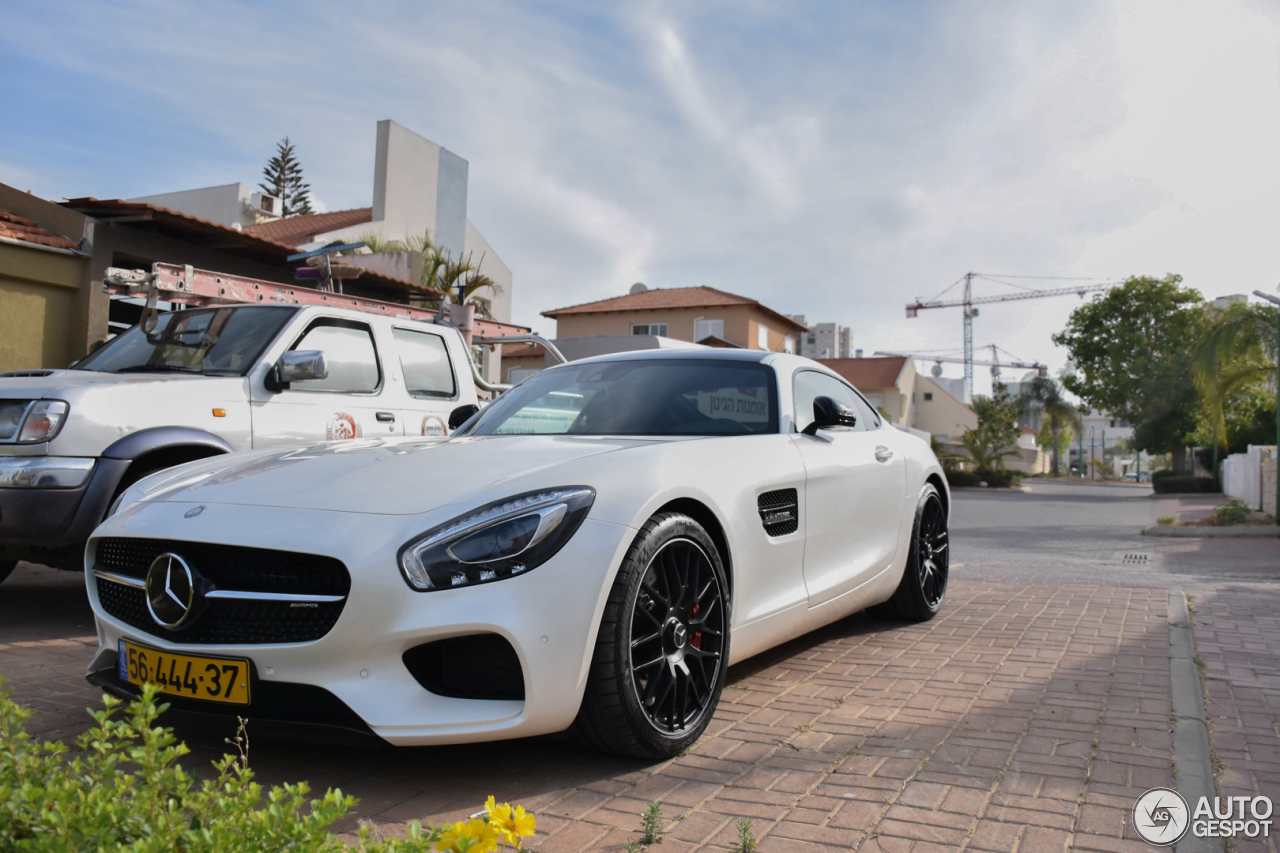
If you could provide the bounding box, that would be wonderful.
[757,489,799,537]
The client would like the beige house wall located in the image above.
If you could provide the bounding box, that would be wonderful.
[852,361,916,426]
[912,375,977,442]
[0,241,89,372]
[551,304,795,351]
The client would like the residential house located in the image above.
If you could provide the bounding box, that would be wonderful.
[0,205,90,372]
[818,356,918,426]
[912,375,978,443]
[541,285,806,352]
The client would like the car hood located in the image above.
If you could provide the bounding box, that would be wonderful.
[130,435,677,516]
[0,369,216,401]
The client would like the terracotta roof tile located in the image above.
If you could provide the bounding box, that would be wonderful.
[543,286,807,332]
[818,357,909,389]
[243,208,374,247]
[0,209,78,250]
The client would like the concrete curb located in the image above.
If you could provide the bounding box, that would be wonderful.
[1143,526,1280,538]
[1168,589,1222,853]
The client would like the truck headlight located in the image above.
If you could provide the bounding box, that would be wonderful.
[16,401,69,443]
[399,487,595,591]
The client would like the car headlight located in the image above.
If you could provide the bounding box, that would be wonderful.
[399,487,595,591]
[15,401,69,443]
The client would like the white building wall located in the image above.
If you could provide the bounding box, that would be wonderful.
[129,183,258,230]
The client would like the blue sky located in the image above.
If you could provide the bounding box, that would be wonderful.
[3,1,1278,395]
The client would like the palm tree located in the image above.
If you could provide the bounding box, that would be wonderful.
[1192,301,1278,456]
[1017,375,1081,477]
[406,231,503,316]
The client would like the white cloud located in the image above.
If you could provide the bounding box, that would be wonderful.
[2,0,1277,391]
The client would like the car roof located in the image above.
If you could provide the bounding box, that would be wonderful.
[560,347,775,368]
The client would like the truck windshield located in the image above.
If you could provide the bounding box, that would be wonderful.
[76,306,296,376]
[460,359,779,437]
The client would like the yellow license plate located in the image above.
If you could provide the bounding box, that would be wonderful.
[117,639,251,705]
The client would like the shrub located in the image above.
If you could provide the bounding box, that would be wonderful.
[1152,476,1219,494]
[945,470,980,487]
[0,683,535,852]
[1156,516,1177,526]
[1214,498,1251,526]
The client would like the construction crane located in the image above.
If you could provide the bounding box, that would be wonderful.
[875,345,1047,389]
[905,272,1118,399]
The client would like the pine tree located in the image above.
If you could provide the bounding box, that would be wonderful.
[259,137,313,217]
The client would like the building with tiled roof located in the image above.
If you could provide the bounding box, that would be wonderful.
[0,209,80,251]
[542,285,806,352]
[244,208,373,245]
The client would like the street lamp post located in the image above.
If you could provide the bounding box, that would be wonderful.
[1252,290,1280,525]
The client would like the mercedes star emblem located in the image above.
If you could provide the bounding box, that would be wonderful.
[145,553,200,629]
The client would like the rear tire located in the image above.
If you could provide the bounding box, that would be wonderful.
[886,484,949,622]
[0,559,18,586]
[571,512,730,759]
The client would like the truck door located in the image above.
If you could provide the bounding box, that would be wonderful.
[250,316,394,446]
[389,325,463,436]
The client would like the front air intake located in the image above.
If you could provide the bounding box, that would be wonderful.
[757,489,799,536]
[403,635,525,701]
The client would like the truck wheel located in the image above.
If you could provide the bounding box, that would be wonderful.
[0,559,18,586]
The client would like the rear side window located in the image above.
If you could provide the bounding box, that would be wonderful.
[290,320,380,393]
[393,327,456,398]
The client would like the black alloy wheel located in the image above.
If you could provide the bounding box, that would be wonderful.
[629,537,725,734]
[886,483,949,621]
[571,512,730,759]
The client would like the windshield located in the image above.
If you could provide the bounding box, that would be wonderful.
[77,306,296,376]
[461,359,779,437]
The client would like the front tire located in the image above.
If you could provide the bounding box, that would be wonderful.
[886,484,949,621]
[571,513,729,759]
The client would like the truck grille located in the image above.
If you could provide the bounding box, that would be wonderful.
[93,537,349,645]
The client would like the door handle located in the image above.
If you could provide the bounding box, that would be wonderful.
[874,446,893,462]
[376,412,396,423]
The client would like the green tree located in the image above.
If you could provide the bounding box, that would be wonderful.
[1036,416,1075,474]
[1053,274,1206,471]
[260,137,314,217]
[1019,375,1081,477]
[1191,300,1278,455]
[960,382,1021,472]
[407,230,503,316]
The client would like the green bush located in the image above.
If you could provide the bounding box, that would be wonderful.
[0,683,535,852]
[945,470,980,487]
[1214,498,1251,525]
[1152,476,1219,494]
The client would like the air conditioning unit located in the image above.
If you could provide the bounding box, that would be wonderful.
[250,192,283,218]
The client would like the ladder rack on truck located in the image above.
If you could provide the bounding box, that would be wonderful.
[103,262,563,392]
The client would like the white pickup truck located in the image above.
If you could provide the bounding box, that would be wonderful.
[0,301,499,582]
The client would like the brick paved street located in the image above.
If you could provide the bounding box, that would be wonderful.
[1,481,1277,852]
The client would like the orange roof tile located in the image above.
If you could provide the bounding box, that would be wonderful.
[0,209,78,250]
[542,286,807,332]
[819,357,909,389]
[244,208,374,247]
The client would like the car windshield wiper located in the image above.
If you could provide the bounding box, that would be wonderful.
[114,365,210,375]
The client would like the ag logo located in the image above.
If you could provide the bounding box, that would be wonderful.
[421,415,446,437]
[1133,787,1189,845]
[326,413,362,440]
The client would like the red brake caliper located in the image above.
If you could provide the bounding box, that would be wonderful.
[688,601,702,650]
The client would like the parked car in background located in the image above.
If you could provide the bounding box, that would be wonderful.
[0,303,484,584]
[85,349,951,758]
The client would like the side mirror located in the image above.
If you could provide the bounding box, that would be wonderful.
[449,404,480,431]
[265,350,328,392]
[802,395,858,436]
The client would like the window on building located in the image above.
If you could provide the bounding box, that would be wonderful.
[923,392,933,401]
[694,319,724,342]
[631,323,668,337]
[757,324,769,349]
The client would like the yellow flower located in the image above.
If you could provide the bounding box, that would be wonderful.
[484,798,536,849]
[436,817,500,853]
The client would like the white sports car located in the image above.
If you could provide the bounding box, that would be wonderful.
[85,350,950,758]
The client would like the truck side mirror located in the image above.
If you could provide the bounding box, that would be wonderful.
[449,404,480,431]
[265,350,328,392]
[802,395,858,436]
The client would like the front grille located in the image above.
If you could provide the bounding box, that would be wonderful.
[403,635,525,701]
[94,537,349,645]
[757,488,799,536]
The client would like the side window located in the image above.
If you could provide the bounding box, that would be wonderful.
[393,327,456,398]
[793,370,867,432]
[290,321,380,393]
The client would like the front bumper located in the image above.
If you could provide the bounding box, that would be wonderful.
[85,499,636,746]
[0,457,128,549]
